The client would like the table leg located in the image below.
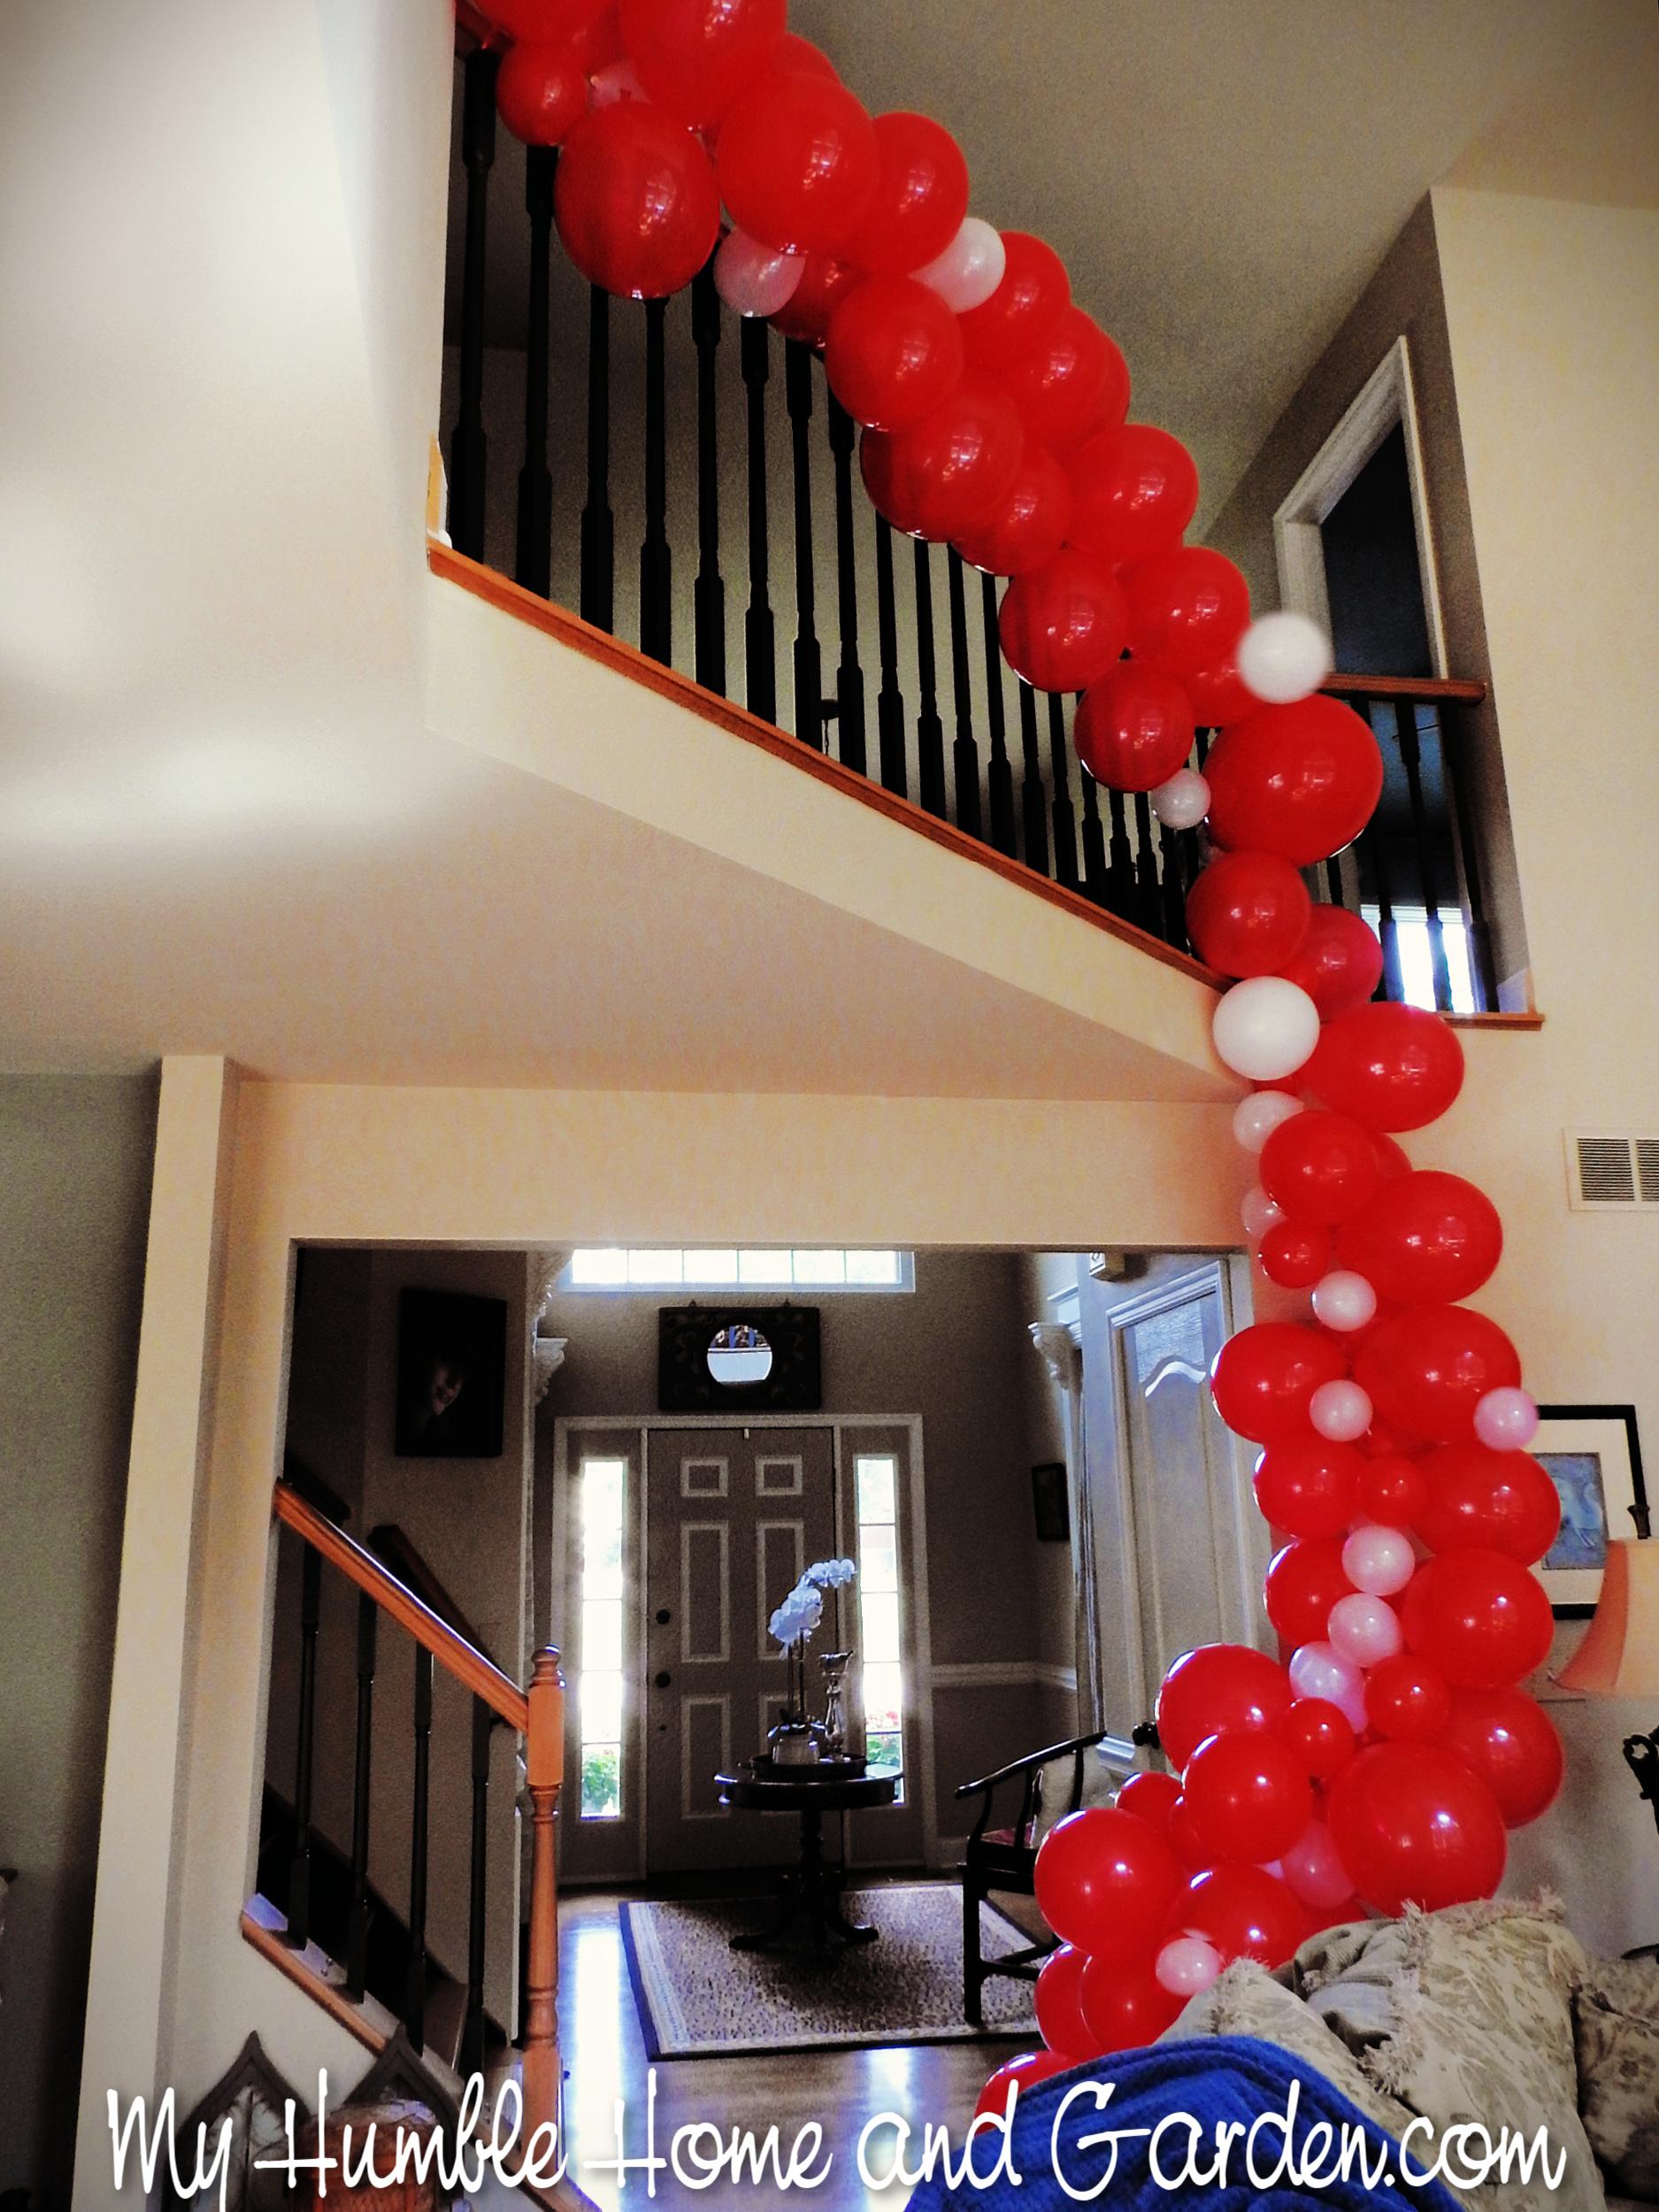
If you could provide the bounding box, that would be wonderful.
[727,1804,879,1954]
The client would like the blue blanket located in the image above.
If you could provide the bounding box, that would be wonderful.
[906,2035,1463,2210]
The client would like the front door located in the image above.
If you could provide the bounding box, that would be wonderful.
[644,1425,838,1872]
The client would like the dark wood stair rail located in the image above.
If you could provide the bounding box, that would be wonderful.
[269,1479,564,2128]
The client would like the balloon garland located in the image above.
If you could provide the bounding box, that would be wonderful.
[467,0,1563,2068]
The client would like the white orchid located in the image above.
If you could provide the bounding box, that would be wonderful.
[768,1558,856,1651]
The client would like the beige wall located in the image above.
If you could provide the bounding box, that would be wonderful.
[0,1074,156,2208]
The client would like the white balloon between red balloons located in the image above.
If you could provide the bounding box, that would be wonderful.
[714,229,806,319]
[913,215,1006,312]
[1236,610,1334,705]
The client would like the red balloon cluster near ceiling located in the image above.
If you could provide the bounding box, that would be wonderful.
[466,0,1561,2089]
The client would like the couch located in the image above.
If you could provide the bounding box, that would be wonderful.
[1158,1896,1659,2212]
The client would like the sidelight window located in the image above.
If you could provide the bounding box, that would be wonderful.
[578,1455,626,1820]
[853,1453,905,1802]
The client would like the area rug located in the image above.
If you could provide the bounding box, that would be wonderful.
[618,1883,1041,2059]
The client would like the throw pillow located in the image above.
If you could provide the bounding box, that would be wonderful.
[1575,1955,1659,2202]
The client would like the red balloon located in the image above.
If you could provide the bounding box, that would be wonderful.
[1440,1688,1564,1827]
[767,252,857,347]
[1210,1322,1347,1446]
[859,377,1023,541]
[1260,1109,1383,1229]
[958,233,1070,371]
[1000,310,1129,454]
[1184,656,1257,727]
[772,30,837,77]
[998,549,1129,693]
[717,72,878,255]
[1277,905,1384,1019]
[1166,1792,1210,1871]
[1203,697,1383,866]
[842,111,970,276]
[1177,1867,1308,1968]
[1401,1548,1555,1689]
[1354,1306,1521,1442]
[1156,1644,1292,1771]
[555,104,721,300]
[825,275,964,431]
[1359,1453,1429,1528]
[1183,1729,1314,1865]
[1186,851,1312,979]
[1253,1437,1363,1540]
[619,0,785,127]
[975,2049,1072,2122]
[1033,1809,1184,1962]
[1416,1441,1561,1563]
[1080,1952,1184,2053]
[1072,665,1194,794]
[1371,1134,1415,1182]
[1116,1770,1182,1835]
[1326,1743,1506,1914]
[565,4,628,69]
[1277,1697,1356,1782]
[486,0,612,40]
[1364,1654,1454,1742]
[1122,548,1251,680]
[953,447,1073,577]
[1257,1219,1333,1292]
[496,42,591,145]
[1034,1943,1096,2059]
[1335,1171,1503,1306]
[1301,1003,1465,1133]
[1067,425,1199,569]
[1265,1537,1356,1647]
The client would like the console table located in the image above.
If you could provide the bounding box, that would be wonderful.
[715,1763,900,1955]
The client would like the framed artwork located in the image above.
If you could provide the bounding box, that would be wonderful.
[1032,1462,1071,1543]
[1532,1404,1649,1617]
[394,1287,508,1458]
[657,1304,820,1411]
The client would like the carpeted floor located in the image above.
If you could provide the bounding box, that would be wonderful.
[618,1882,1041,2059]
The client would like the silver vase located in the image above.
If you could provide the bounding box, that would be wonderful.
[819,1650,852,1758]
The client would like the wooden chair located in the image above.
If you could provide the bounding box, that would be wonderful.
[956,1730,1108,2025]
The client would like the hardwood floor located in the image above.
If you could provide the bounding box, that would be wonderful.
[556,1888,1031,2211]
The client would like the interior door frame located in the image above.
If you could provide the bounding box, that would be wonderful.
[551,1411,937,1881]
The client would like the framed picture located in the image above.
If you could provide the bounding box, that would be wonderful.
[657,1304,821,1412]
[1532,1404,1649,1617]
[394,1287,508,1458]
[1032,1462,1071,1543]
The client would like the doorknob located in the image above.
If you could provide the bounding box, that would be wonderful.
[654,1670,672,1689]
[655,1607,672,1624]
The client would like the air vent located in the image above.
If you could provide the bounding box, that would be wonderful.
[1565,1132,1659,1210]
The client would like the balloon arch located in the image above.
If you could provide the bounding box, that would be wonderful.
[470,0,1563,2083]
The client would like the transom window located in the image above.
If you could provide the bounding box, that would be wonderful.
[578,1456,626,1820]
[564,1248,913,1292]
[854,1453,904,1802]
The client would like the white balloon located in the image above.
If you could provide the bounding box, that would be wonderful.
[1155,1933,1222,1999]
[1327,1591,1403,1668]
[913,216,1006,312]
[589,58,647,107]
[1240,1186,1285,1242]
[1341,1522,1416,1597]
[1310,1378,1372,1442]
[1473,1386,1540,1451]
[1231,1088,1302,1156]
[1151,768,1210,830]
[1288,1640,1368,1731]
[714,228,805,319]
[1279,1819,1354,1911]
[1311,1269,1377,1333]
[1237,611,1333,704]
[1211,977,1321,1082]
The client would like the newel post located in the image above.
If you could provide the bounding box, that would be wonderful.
[522,1647,565,2142]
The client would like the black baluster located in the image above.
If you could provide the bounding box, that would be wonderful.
[1441,700,1498,1010]
[826,394,867,773]
[449,48,498,562]
[1158,818,1188,949]
[286,1543,322,1951]
[406,1647,433,2052]
[639,300,672,664]
[1133,793,1163,932]
[1079,771,1110,905]
[1048,695,1079,889]
[461,1696,492,2079]
[914,543,948,818]
[691,265,726,695]
[514,146,557,595]
[784,341,823,747]
[874,517,908,795]
[344,1591,377,2001]
[946,551,982,838]
[1368,824,1405,1003]
[1106,787,1136,917]
[1017,682,1048,875]
[580,288,614,632]
[1395,701,1454,1010]
[740,318,776,722]
[979,575,1017,857]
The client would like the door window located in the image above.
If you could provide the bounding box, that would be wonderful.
[577,1455,626,1820]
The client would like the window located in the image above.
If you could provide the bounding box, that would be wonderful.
[564,1248,913,1293]
[1360,902,1477,1016]
[853,1454,904,1802]
[578,1456,626,1819]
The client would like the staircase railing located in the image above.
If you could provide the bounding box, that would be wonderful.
[440,42,1500,1015]
[267,1479,563,2122]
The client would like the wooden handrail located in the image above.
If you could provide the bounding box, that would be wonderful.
[273,1481,527,1732]
[1321,672,1488,704]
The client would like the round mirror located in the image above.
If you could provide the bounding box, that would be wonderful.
[707,1322,772,1386]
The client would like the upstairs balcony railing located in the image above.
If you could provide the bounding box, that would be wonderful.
[441,42,1499,1016]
